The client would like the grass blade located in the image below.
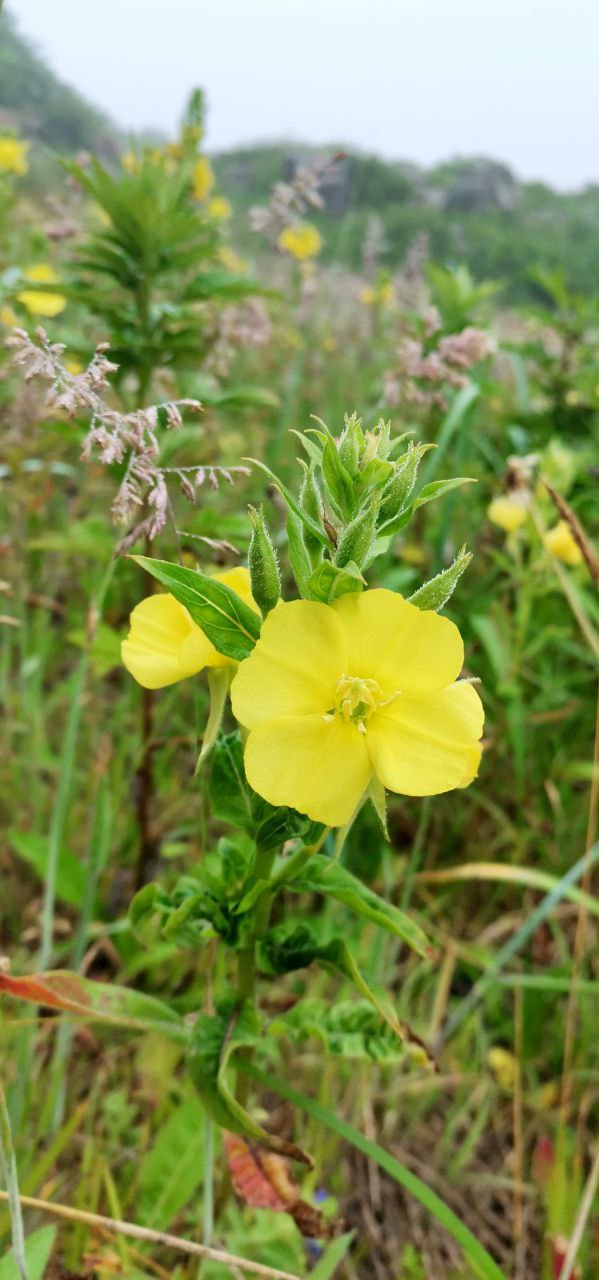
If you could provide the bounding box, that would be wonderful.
[242,1064,506,1280]
[0,1081,28,1280]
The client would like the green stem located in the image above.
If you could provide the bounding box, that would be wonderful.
[0,1081,27,1280]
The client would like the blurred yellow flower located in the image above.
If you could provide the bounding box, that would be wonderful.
[121,151,139,173]
[400,543,427,566]
[122,568,257,689]
[278,222,322,260]
[192,156,215,201]
[543,520,582,566]
[65,357,84,375]
[231,590,483,827]
[0,305,17,327]
[218,246,247,273]
[487,495,527,534]
[0,137,29,175]
[208,195,232,220]
[487,1047,516,1090]
[17,264,66,317]
[360,280,395,308]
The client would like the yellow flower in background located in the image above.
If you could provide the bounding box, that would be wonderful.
[0,305,17,327]
[360,280,395,308]
[218,246,247,273]
[208,195,232,220]
[543,520,582,566]
[65,357,84,375]
[121,151,139,173]
[488,1047,517,1090]
[278,222,322,260]
[231,590,484,827]
[0,136,29,175]
[192,156,215,201]
[17,264,66,317]
[487,494,527,534]
[122,568,257,690]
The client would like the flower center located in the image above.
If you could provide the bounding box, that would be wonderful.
[329,674,398,732]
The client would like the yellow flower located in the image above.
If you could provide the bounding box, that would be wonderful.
[487,494,527,534]
[278,222,322,260]
[543,520,582,566]
[121,151,139,173]
[218,246,247,273]
[65,357,83,375]
[208,195,232,220]
[192,156,215,201]
[360,281,395,308]
[0,305,17,327]
[231,590,484,827]
[17,264,66,317]
[487,1047,516,1090]
[0,137,29,175]
[122,568,256,689]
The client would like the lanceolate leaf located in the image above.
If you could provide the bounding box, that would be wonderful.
[188,996,312,1165]
[245,460,330,549]
[223,1132,334,1238]
[413,476,476,509]
[0,971,186,1041]
[288,855,432,958]
[131,557,261,661]
[269,998,406,1064]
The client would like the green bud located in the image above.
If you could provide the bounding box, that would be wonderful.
[337,412,364,477]
[335,494,378,570]
[407,546,472,612]
[248,505,281,618]
[378,442,431,527]
[299,463,324,565]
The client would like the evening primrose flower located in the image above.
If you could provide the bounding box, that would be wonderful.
[278,222,322,260]
[0,137,29,175]
[122,567,256,689]
[488,494,527,534]
[192,156,215,201]
[17,264,66,318]
[0,305,17,327]
[208,195,232,219]
[543,520,582,566]
[231,590,484,827]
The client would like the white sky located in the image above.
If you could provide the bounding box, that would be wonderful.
[9,0,599,190]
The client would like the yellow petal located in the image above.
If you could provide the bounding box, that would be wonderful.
[332,590,464,694]
[367,681,484,796]
[17,291,66,317]
[216,566,258,613]
[244,713,371,826]
[488,495,527,534]
[543,520,582,566]
[121,593,221,689]
[231,598,346,729]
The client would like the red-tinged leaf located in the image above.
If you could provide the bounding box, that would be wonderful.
[0,970,186,1041]
[223,1131,337,1239]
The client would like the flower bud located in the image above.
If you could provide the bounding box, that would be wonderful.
[299,463,324,565]
[337,412,363,478]
[378,442,428,526]
[248,505,281,617]
[335,494,378,570]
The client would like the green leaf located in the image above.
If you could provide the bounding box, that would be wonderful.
[319,433,355,520]
[413,476,476,509]
[187,995,311,1164]
[244,1065,507,1280]
[306,559,364,603]
[131,557,261,661]
[9,831,88,908]
[289,855,432,958]
[408,546,472,612]
[270,998,405,1064]
[0,1226,56,1280]
[0,970,186,1042]
[209,732,255,832]
[137,1092,206,1228]
[259,924,431,1060]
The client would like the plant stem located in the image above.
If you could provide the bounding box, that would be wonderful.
[134,535,157,891]
[0,1081,27,1280]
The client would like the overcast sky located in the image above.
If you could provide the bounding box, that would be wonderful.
[10,0,599,190]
